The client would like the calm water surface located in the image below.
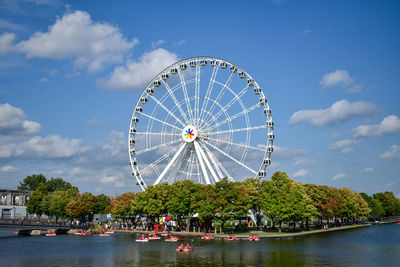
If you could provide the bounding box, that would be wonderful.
[1,224,399,267]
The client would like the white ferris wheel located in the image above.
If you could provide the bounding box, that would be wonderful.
[129,57,274,191]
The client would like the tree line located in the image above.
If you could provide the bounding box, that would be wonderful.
[19,174,110,222]
[19,172,400,230]
[110,172,400,231]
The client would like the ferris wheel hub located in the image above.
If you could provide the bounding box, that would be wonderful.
[182,125,198,142]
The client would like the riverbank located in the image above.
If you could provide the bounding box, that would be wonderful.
[116,223,372,238]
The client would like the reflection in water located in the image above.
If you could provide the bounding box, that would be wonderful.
[0,224,399,266]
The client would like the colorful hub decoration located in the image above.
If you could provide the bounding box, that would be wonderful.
[182,126,197,143]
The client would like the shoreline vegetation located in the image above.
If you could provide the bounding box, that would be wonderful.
[10,172,400,236]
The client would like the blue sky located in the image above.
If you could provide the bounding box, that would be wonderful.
[0,0,399,196]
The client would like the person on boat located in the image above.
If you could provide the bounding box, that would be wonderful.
[178,244,185,250]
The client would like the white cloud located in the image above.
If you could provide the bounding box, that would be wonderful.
[328,139,359,150]
[39,77,47,82]
[320,70,353,88]
[8,10,136,72]
[151,39,165,49]
[0,103,41,135]
[333,173,347,180]
[87,117,107,127]
[289,99,379,126]
[292,169,309,178]
[350,115,400,138]
[341,147,354,154]
[380,144,400,159]
[0,165,18,172]
[98,48,179,90]
[328,139,359,154]
[293,158,315,166]
[0,32,17,54]
[362,167,374,173]
[320,69,362,93]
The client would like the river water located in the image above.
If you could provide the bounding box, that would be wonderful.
[1,223,399,267]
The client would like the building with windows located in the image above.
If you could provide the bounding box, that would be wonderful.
[0,189,31,219]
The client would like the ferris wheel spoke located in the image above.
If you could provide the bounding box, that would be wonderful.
[194,64,200,124]
[205,84,249,126]
[202,72,235,128]
[199,65,219,125]
[194,140,219,184]
[140,144,182,175]
[199,141,233,181]
[154,143,187,185]
[136,139,181,155]
[208,103,261,131]
[203,140,257,175]
[135,131,180,136]
[178,70,195,123]
[208,125,268,135]
[140,112,182,131]
[193,141,211,185]
[148,95,186,127]
[161,79,190,124]
[207,137,265,152]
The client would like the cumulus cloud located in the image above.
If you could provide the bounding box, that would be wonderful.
[292,169,309,178]
[362,167,374,173]
[350,115,400,138]
[98,48,179,90]
[2,10,136,72]
[289,99,379,126]
[0,165,18,172]
[293,158,315,166]
[380,144,400,159]
[333,173,347,180]
[328,139,359,153]
[0,103,41,135]
[320,70,353,88]
[0,32,17,54]
[320,69,362,93]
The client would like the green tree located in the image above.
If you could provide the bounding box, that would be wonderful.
[360,193,385,219]
[94,194,111,214]
[48,190,76,222]
[26,182,48,217]
[373,192,400,217]
[18,174,47,191]
[46,178,74,192]
[261,171,294,231]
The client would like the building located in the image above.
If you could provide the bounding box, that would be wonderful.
[0,189,31,219]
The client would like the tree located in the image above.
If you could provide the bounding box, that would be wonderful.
[360,193,385,219]
[26,182,48,217]
[18,174,47,191]
[354,192,370,220]
[94,194,111,214]
[46,178,73,192]
[66,192,97,220]
[287,181,316,230]
[48,190,76,222]
[235,178,264,226]
[112,192,136,219]
[373,192,400,217]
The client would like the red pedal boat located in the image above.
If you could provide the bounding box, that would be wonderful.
[45,233,56,237]
[201,234,214,240]
[136,236,149,242]
[99,233,109,237]
[165,236,180,242]
[226,235,238,241]
[176,243,193,252]
[248,234,260,241]
[148,233,161,240]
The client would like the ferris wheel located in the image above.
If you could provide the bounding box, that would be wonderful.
[129,57,274,191]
